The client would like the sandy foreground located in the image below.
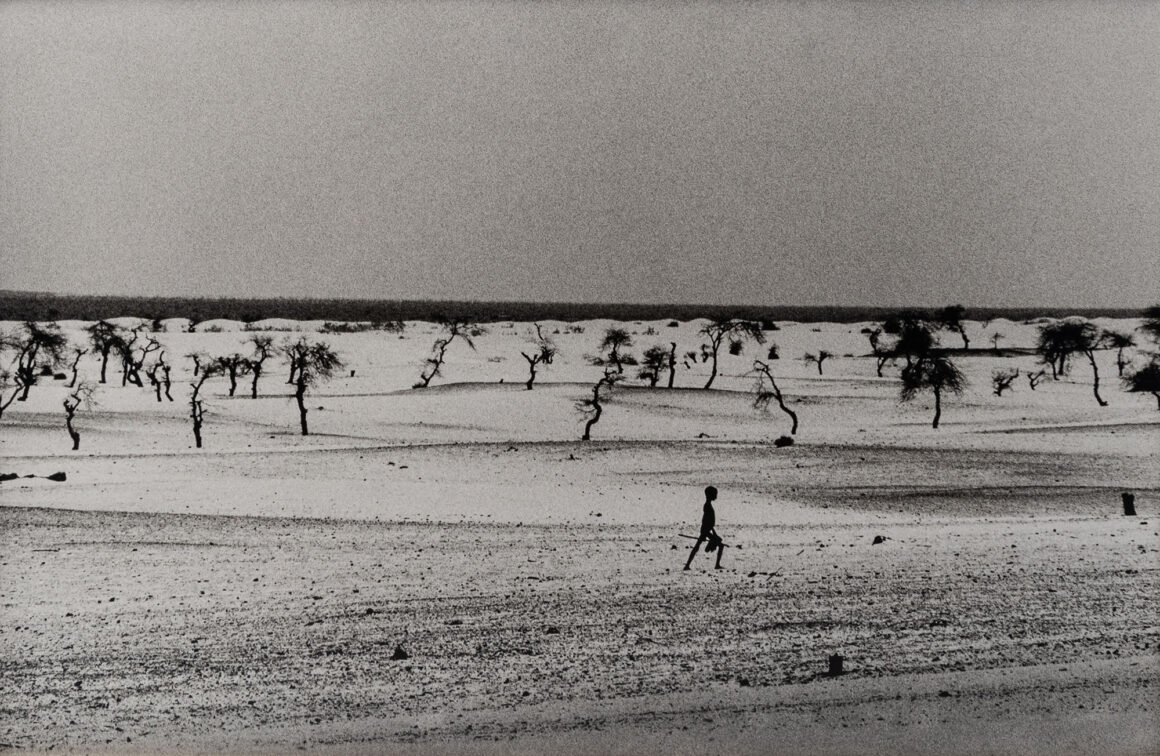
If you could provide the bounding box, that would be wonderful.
[1,317,1158,754]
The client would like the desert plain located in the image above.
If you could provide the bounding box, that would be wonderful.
[1,315,1157,755]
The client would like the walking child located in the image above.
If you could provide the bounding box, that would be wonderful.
[684,485,725,570]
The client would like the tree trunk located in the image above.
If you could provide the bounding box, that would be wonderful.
[99,350,110,383]
[66,415,80,450]
[582,383,603,440]
[704,350,719,389]
[777,394,799,435]
[251,366,261,399]
[932,387,942,429]
[227,367,238,397]
[1086,350,1107,406]
[1152,391,1160,411]
[296,383,309,435]
[816,359,824,376]
[667,343,677,389]
[959,329,969,350]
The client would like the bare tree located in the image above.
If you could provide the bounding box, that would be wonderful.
[189,363,223,449]
[802,350,832,376]
[116,330,161,388]
[292,339,344,435]
[87,321,124,384]
[699,318,765,389]
[578,369,620,441]
[638,345,670,387]
[991,368,1019,396]
[66,346,88,388]
[936,304,970,350]
[752,360,798,435]
[667,342,678,388]
[1123,359,1160,410]
[1025,369,1046,391]
[63,382,97,451]
[245,335,276,398]
[415,321,481,388]
[989,332,1004,351]
[213,353,249,397]
[520,324,557,390]
[1102,331,1136,377]
[900,354,967,429]
[185,351,207,378]
[597,327,634,374]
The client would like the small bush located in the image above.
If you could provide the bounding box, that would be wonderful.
[667,320,680,328]
[773,435,794,447]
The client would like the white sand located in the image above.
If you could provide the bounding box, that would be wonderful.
[1,317,1157,754]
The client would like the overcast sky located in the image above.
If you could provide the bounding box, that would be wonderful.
[2,1,1157,308]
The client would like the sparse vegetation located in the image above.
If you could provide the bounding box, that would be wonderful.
[936,304,970,349]
[900,354,967,429]
[802,350,832,376]
[578,369,620,441]
[597,327,634,374]
[520,324,558,390]
[991,368,1019,396]
[637,345,670,387]
[62,382,97,450]
[752,360,798,435]
[1123,359,1160,410]
[1036,318,1108,405]
[415,320,482,389]
[2,322,68,403]
[286,338,344,435]
[699,318,765,389]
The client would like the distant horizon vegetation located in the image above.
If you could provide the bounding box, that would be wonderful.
[0,290,1144,326]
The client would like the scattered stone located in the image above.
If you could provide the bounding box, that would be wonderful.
[872,535,887,545]
[774,435,794,447]
[938,690,952,698]
[739,678,751,687]
[545,626,560,635]
[391,645,409,661]
[46,472,67,482]
[364,608,376,615]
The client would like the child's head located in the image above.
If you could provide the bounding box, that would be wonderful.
[705,485,718,501]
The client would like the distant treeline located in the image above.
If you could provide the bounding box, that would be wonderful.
[0,290,1141,325]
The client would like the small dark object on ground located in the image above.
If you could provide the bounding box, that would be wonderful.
[45,472,67,482]
[53,373,67,380]
[774,436,794,447]
[1122,492,1136,516]
[739,678,751,687]
[827,654,844,676]
[872,535,886,545]
[391,645,409,661]
[545,626,560,634]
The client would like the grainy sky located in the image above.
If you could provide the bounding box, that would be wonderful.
[2,1,1157,307]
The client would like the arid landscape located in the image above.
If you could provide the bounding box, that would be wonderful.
[1,314,1157,754]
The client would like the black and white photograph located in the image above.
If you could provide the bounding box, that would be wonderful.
[1,2,1158,754]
